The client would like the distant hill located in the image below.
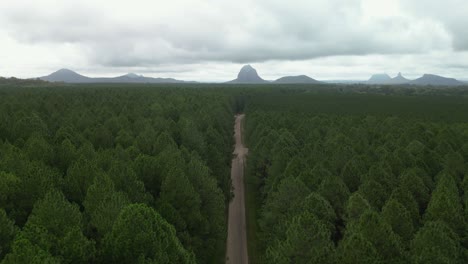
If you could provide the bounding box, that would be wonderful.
[274,75,321,84]
[388,72,410,84]
[368,74,391,84]
[228,65,267,84]
[40,69,190,83]
[41,69,92,83]
[410,74,464,86]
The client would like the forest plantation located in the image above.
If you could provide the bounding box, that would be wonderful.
[0,82,468,263]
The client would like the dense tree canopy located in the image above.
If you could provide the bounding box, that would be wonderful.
[0,85,234,263]
[2,83,468,263]
[244,88,468,263]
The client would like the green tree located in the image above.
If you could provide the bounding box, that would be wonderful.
[160,167,202,248]
[341,156,367,192]
[344,192,372,223]
[299,163,332,192]
[2,237,59,264]
[0,209,17,259]
[381,198,414,242]
[83,174,130,239]
[399,168,430,213]
[302,192,337,233]
[133,154,162,198]
[102,204,195,264]
[13,161,62,225]
[424,172,465,236]
[266,212,335,264]
[55,139,76,173]
[6,190,94,263]
[0,172,20,212]
[185,155,226,263]
[318,175,350,217]
[107,162,151,204]
[389,187,420,227]
[336,232,380,264]
[261,177,310,242]
[410,221,461,264]
[358,179,389,210]
[64,157,102,204]
[348,210,404,262]
[24,134,53,165]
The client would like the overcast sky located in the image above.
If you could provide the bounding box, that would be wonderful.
[1,0,467,82]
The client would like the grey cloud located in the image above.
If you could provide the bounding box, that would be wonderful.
[0,0,456,67]
[401,0,468,51]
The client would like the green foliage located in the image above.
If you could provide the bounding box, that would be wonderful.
[0,209,17,259]
[381,198,414,242]
[5,190,95,263]
[336,232,380,264]
[424,172,465,236]
[0,85,233,262]
[410,221,462,264]
[3,83,468,262]
[344,192,371,223]
[0,172,20,212]
[302,192,337,233]
[348,210,404,262]
[318,175,350,217]
[260,177,310,242]
[243,87,468,262]
[266,212,335,264]
[83,174,130,239]
[64,157,102,204]
[102,204,195,264]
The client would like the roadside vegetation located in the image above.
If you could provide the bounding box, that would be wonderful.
[244,87,468,263]
[0,84,234,263]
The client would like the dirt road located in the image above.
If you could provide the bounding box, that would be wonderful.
[226,114,249,264]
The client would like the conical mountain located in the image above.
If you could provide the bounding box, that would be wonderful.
[40,69,92,83]
[228,65,267,83]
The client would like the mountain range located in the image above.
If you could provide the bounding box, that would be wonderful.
[37,66,465,86]
[367,72,464,86]
[40,69,190,84]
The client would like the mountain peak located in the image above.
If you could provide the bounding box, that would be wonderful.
[274,75,321,84]
[240,64,254,70]
[41,68,90,83]
[55,68,78,74]
[229,65,266,83]
[411,74,463,86]
[124,73,142,78]
[368,73,391,84]
[390,72,409,84]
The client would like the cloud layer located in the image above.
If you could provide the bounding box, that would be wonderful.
[0,0,467,81]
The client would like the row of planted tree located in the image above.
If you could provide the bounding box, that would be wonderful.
[0,85,235,263]
[244,90,468,263]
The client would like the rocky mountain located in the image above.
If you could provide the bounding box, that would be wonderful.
[40,69,189,83]
[228,65,267,84]
[410,74,464,86]
[368,73,392,84]
[274,75,321,84]
[389,72,410,84]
